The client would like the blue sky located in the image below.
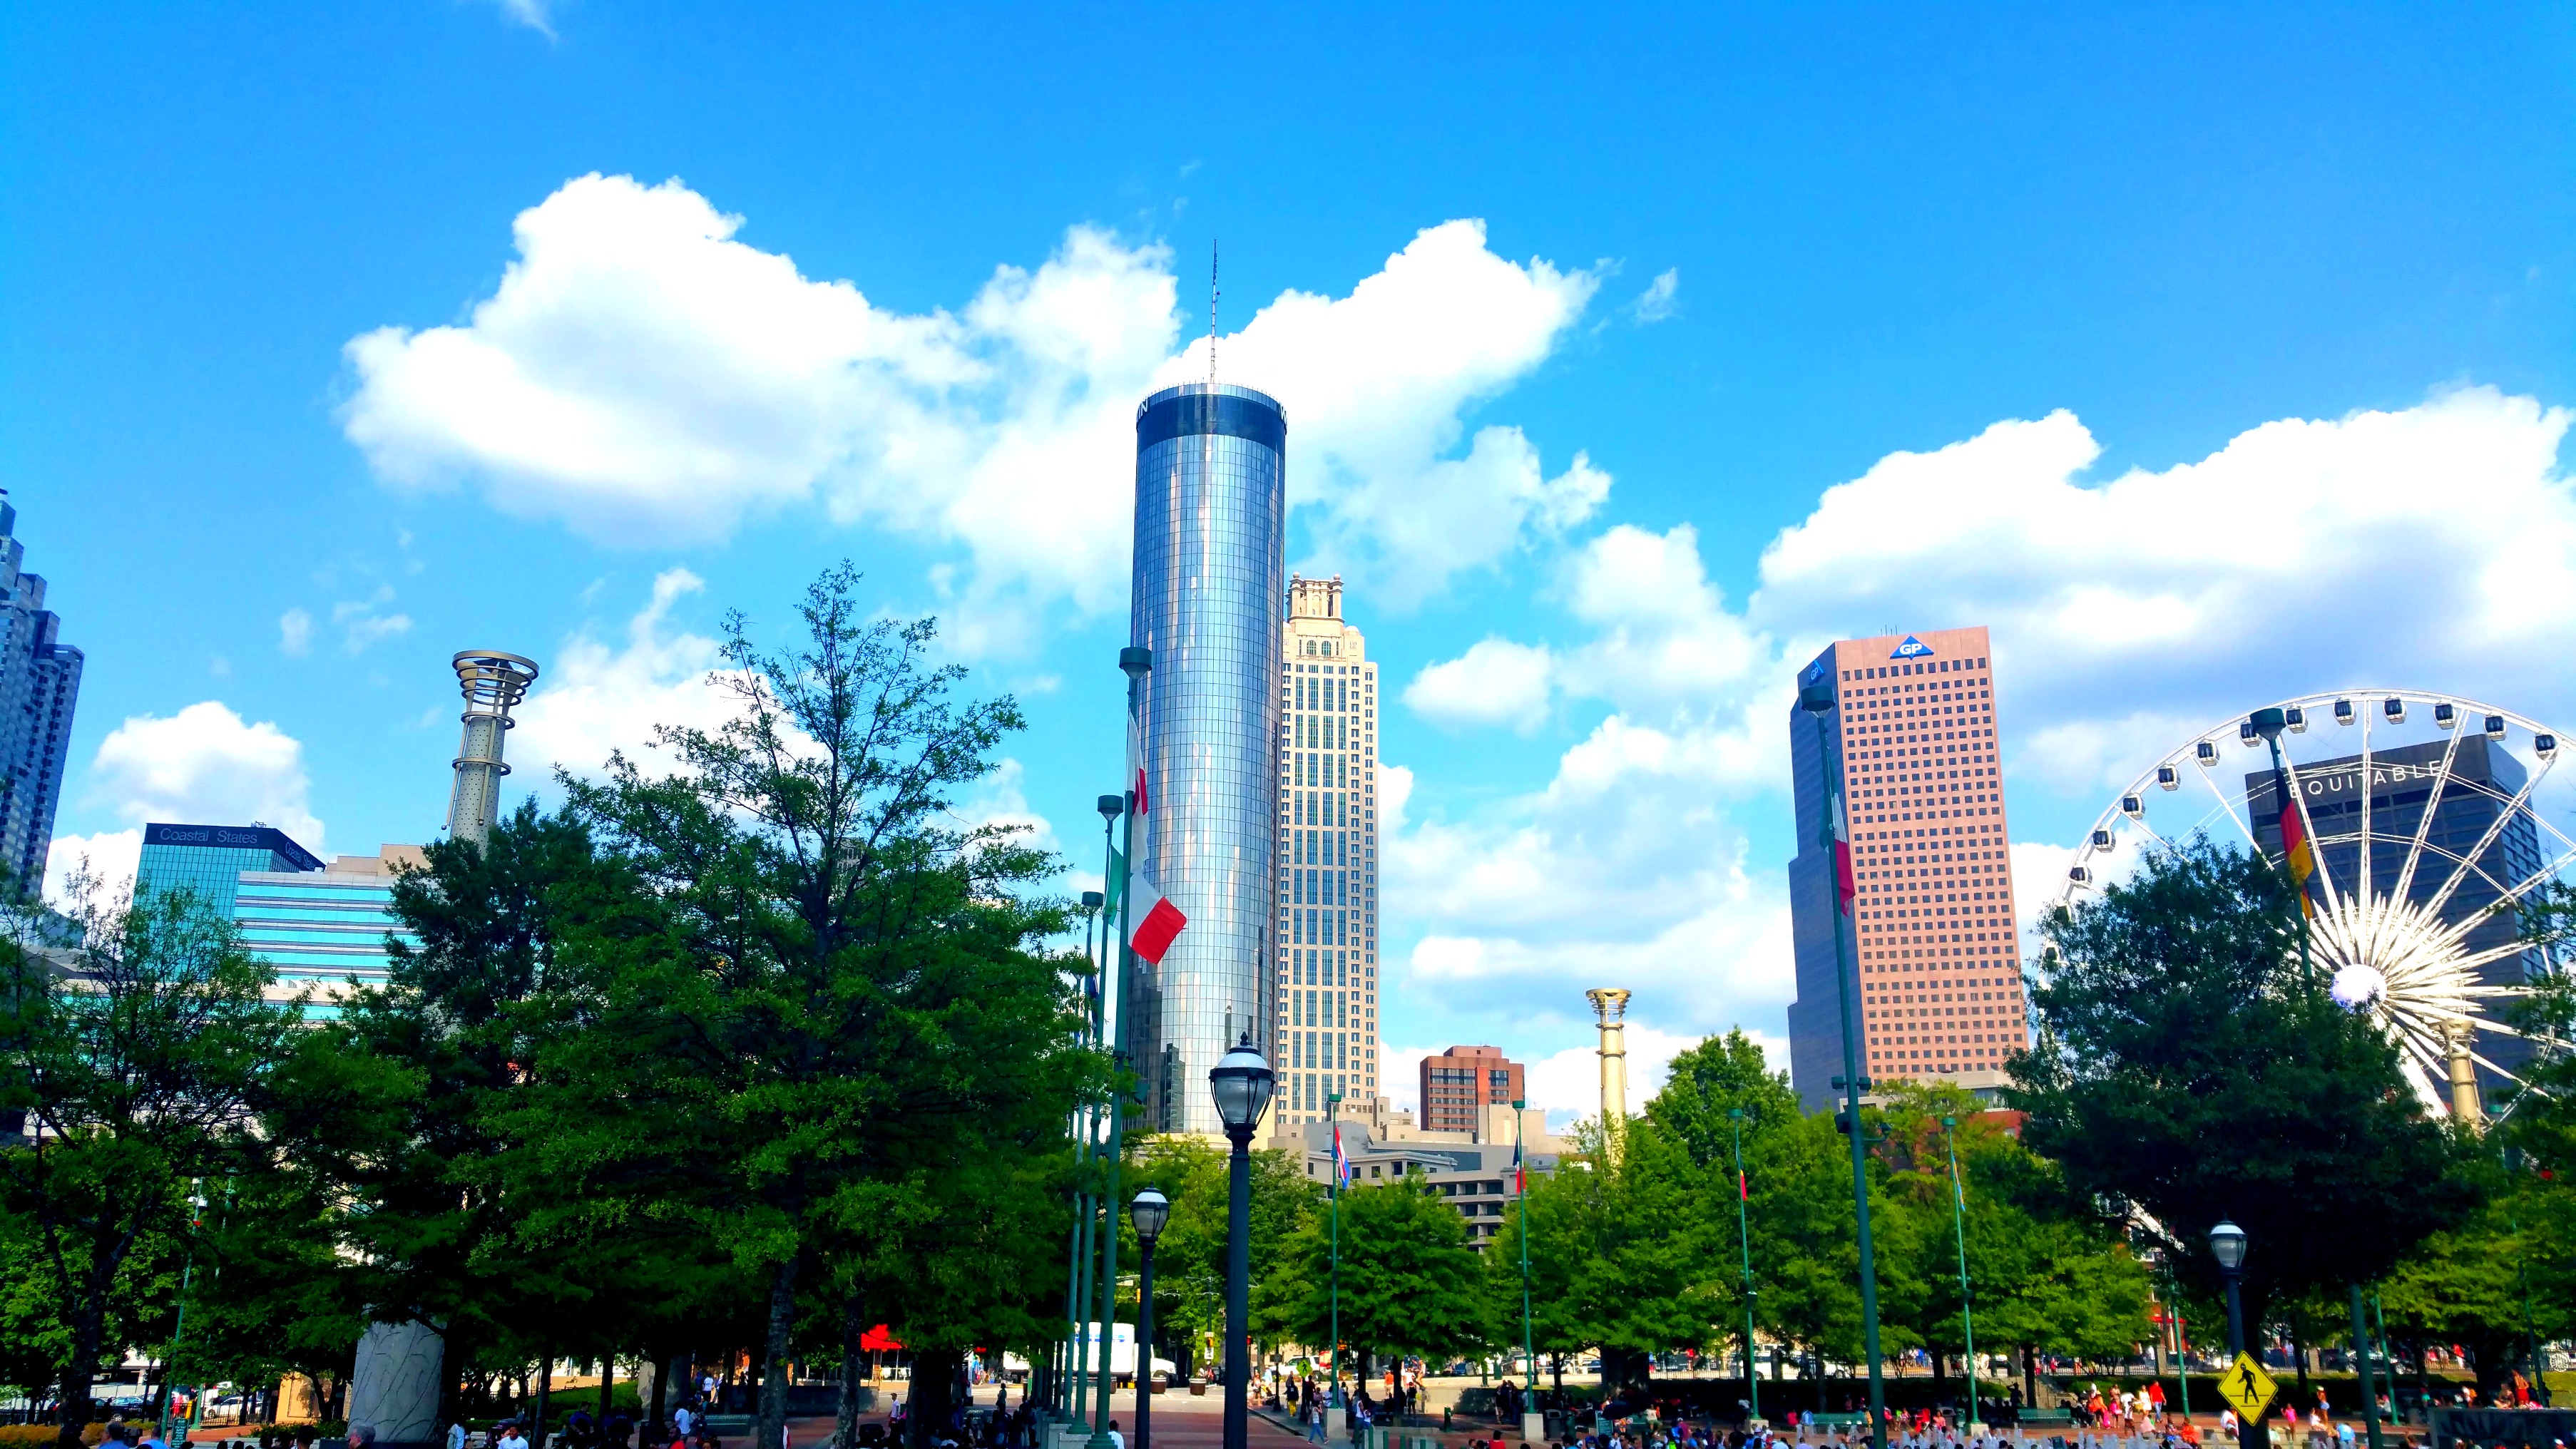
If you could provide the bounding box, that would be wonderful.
[7,4,2574,1115]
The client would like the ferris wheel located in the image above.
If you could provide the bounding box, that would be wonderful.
[2052,690,2570,1119]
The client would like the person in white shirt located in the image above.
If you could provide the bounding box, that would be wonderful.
[448,1424,468,1449]
[496,1422,529,1449]
[1107,1422,1123,1449]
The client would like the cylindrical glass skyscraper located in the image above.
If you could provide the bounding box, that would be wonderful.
[1129,382,1287,1136]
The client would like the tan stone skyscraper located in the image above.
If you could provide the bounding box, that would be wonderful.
[1273,575,1382,1122]
[1786,626,2030,1108]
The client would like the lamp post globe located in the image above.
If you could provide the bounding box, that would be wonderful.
[1209,1035,1274,1449]
[2209,1219,2251,1449]
[2208,1219,2247,1273]
[1130,1189,1171,1449]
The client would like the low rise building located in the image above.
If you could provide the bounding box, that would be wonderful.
[1278,1107,1568,1249]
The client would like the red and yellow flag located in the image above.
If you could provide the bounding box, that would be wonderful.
[2275,767,2316,917]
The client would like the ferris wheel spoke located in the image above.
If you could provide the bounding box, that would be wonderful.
[2192,747,2262,851]
[2358,700,2378,946]
[2418,750,2558,927]
[2386,713,2470,913]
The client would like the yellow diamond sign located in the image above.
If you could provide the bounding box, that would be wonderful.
[2216,1351,2279,1423]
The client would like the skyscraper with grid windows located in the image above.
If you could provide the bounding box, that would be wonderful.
[0,496,81,894]
[1272,574,1381,1124]
[1787,626,2028,1110]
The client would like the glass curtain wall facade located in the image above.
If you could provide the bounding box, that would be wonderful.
[1788,626,2027,1110]
[133,822,324,918]
[234,869,417,1013]
[1273,575,1381,1123]
[1129,382,1287,1136]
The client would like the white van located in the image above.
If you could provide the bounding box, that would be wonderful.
[1005,1326,1177,1387]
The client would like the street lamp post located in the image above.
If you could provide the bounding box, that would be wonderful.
[1728,1109,1758,1425]
[1131,1189,1172,1449]
[1799,666,1888,1449]
[1328,1090,1343,1415]
[1939,1117,1980,1431]
[1514,1098,1538,1444]
[1210,1036,1277,1449]
[2210,1219,2251,1449]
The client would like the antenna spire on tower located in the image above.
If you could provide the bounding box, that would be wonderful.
[1208,239,1219,386]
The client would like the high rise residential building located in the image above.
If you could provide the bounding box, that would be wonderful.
[1272,571,1381,1125]
[0,496,82,894]
[1128,383,1289,1136]
[134,823,326,918]
[1416,1044,1525,1137]
[1787,627,2027,1110]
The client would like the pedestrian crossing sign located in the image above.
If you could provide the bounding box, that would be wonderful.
[2216,1351,2279,1423]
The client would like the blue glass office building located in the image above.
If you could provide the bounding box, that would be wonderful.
[232,869,416,1010]
[1129,382,1287,1135]
[134,822,324,918]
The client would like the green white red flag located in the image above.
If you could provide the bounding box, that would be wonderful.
[1125,695,1187,964]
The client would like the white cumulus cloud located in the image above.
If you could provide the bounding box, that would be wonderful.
[510,568,740,784]
[1629,268,1680,324]
[52,702,327,901]
[1405,638,1555,732]
[44,829,141,908]
[342,178,1607,648]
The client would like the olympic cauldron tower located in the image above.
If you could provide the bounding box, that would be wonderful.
[1128,382,1287,1137]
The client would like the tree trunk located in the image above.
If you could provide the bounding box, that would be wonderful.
[538,1357,555,1447]
[645,1351,670,1436]
[2022,1346,2037,1408]
[58,1294,107,1449]
[2290,1312,2311,1406]
[759,1252,806,1449]
[904,1350,963,1449]
[836,1293,867,1449]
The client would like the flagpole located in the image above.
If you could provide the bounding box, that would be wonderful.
[1063,892,1098,1420]
[2252,709,2314,989]
[1799,669,1886,1449]
[1094,645,1151,1449]
[1729,1108,1758,1425]
[1078,809,1121,1425]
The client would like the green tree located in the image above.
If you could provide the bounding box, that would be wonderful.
[1151,1139,1317,1376]
[1872,1083,2149,1402]
[1484,1160,1590,1393]
[2378,1166,2570,1403]
[1267,1179,1483,1388]
[2010,839,2482,1434]
[556,563,1099,1449]
[0,878,300,1448]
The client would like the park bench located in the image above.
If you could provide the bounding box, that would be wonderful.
[1805,1414,1871,1433]
[2017,1408,2075,1430]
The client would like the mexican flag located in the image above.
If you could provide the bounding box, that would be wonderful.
[1113,695,1188,965]
[1831,790,1857,916]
